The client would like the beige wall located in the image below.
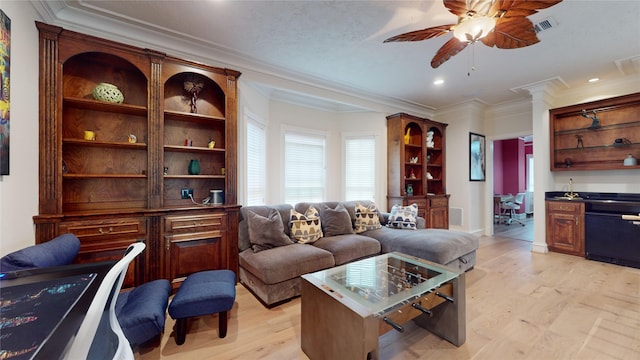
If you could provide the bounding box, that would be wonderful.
[0,2,41,255]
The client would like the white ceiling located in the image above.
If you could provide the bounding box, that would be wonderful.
[34,0,640,111]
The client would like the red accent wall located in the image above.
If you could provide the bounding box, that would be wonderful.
[493,140,504,194]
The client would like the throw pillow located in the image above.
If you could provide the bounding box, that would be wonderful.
[290,206,323,244]
[247,209,294,252]
[322,203,355,237]
[354,202,382,233]
[387,203,418,230]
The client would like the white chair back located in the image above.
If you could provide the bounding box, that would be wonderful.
[63,242,145,360]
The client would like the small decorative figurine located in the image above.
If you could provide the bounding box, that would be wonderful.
[404,128,411,144]
[426,130,435,148]
[128,134,137,143]
[208,139,215,149]
[576,134,583,148]
[409,169,416,179]
[406,184,414,196]
[184,75,205,114]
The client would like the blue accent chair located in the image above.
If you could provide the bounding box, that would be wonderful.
[0,233,80,272]
[1,234,170,348]
[168,270,236,345]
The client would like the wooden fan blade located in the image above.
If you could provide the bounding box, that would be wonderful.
[489,0,563,18]
[443,0,469,16]
[431,37,469,68]
[481,17,539,49]
[384,24,454,42]
[445,0,494,16]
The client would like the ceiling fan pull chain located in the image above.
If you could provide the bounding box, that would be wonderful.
[467,43,477,76]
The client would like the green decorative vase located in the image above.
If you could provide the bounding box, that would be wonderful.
[188,159,200,175]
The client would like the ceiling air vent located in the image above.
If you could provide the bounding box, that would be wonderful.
[534,17,558,33]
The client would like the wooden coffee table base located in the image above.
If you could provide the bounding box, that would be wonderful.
[301,273,465,360]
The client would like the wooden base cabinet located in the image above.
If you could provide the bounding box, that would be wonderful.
[33,22,240,287]
[163,209,239,290]
[427,195,450,230]
[545,201,585,256]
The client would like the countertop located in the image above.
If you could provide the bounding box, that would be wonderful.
[545,191,640,213]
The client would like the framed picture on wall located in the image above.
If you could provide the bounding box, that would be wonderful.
[469,132,485,181]
[0,9,9,175]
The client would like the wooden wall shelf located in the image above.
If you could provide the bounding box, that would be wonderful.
[550,92,640,171]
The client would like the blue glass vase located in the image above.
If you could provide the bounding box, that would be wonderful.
[188,159,200,175]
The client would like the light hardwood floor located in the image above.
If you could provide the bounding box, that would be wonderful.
[137,236,640,359]
[494,215,533,242]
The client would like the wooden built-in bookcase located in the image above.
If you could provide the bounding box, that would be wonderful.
[386,113,450,229]
[33,22,240,289]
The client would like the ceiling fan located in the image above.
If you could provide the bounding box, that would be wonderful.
[384,0,563,68]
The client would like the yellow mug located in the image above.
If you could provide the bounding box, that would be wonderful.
[84,130,96,140]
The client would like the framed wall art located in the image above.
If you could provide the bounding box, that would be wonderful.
[0,9,9,175]
[469,132,485,181]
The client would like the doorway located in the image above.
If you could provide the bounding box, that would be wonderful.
[492,136,534,242]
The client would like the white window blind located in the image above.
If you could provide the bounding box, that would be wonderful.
[345,135,376,201]
[246,117,266,205]
[284,131,326,204]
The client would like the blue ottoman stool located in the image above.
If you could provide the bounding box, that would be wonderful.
[168,270,236,345]
[116,279,171,346]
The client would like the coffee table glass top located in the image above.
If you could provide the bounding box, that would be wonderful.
[304,252,459,315]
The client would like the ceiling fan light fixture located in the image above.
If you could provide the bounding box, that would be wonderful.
[453,16,496,43]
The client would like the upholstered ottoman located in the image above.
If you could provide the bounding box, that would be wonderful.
[116,279,171,346]
[168,270,236,345]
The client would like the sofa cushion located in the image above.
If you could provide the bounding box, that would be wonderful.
[322,203,354,237]
[363,227,479,265]
[239,244,334,285]
[290,207,323,244]
[386,203,418,230]
[247,208,294,252]
[312,234,380,265]
[239,204,293,252]
[354,202,382,233]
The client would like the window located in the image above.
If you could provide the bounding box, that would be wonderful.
[246,114,266,205]
[284,131,326,204]
[344,135,376,201]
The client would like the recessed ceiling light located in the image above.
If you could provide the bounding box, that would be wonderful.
[433,79,444,85]
[588,78,600,83]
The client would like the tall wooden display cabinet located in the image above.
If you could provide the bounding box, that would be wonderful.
[33,22,240,289]
[387,113,450,229]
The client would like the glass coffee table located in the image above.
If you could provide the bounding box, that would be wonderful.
[301,252,465,360]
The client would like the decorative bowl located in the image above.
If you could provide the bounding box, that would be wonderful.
[92,83,124,104]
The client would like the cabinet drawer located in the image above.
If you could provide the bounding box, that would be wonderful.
[165,214,226,233]
[547,201,582,213]
[429,197,448,208]
[60,218,146,240]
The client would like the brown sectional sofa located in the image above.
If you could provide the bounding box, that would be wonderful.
[238,200,478,307]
